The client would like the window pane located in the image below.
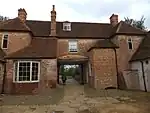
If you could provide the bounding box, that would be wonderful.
[4,35,8,39]
[14,62,18,81]
[128,42,133,49]
[3,40,8,48]
[18,62,31,81]
[32,63,39,81]
[19,66,23,72]
[69,41,77,52]
[27,62,30,67]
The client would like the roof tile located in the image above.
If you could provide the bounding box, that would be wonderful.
[6,38,57,59]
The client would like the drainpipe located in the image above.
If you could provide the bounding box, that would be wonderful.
[114,48,119,89]
[1,61,6,94]
[140,61,147,92]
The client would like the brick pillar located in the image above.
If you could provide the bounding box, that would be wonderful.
[50,5,56,36]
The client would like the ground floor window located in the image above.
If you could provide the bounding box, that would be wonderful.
[14,61,40,83]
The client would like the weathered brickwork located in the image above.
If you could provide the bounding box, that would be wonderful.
[87,50,95,88]
[40,59,57,89]
[113,35,143,72]
[92,49,117,89]
[3,59,57,94]
[0,33,143,93]
[58,39,97,57]
[4,60,13,94]
[111,35,143,89]
[0,63,4,93]
[0,32,31,55]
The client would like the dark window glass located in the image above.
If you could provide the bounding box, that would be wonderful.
[128,42,133,49]
[2,35,8,49]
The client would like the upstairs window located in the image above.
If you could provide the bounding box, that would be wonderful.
[68,40,78,52]
[63,22,71,31]
[1,34,8,49]
[127,38,133,50]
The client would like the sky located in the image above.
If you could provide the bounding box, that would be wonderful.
[0,0,150,29]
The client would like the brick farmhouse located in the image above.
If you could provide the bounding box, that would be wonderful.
[0,5,149,94]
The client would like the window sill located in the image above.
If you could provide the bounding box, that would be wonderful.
[2,48,8,50]
[13,81,39,83]
[69,51,78,53]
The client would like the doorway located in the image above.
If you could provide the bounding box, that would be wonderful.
[57,61,88,85]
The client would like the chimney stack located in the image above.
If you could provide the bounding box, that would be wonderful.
[110,14,118,27]
[18,8,27,23]
[50,5,56,36]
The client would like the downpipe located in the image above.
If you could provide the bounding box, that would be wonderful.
[140,61,147,92]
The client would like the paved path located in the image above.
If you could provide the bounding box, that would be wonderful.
[0,79,150,113]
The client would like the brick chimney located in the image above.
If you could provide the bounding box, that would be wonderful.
[110,14,118,27]
[18,8,27,23]
[50,5,56,36]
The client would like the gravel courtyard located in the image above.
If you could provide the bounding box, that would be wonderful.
[0,79,150,113]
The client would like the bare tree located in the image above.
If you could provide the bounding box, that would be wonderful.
[0,15,9,21]
[124,15,147,30]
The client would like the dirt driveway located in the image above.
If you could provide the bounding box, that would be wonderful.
[0,83,150,113]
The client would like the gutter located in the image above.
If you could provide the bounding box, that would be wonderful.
[140,61,147,92]
[114,48,119,89]
[1,61,6,94]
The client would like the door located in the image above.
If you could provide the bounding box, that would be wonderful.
[144,67,150,92]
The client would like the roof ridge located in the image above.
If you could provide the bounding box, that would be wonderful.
[27,20,111,25]
[27,20,50,22]
[57,21,111,25]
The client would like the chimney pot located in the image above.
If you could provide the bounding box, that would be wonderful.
[50,5,56,36]
[52,5,55,11]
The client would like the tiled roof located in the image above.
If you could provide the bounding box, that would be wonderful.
[0,18,30,31]
[115,21,146,35]
[5,38,57,59]
[0,18,146,38]
[87,39,118,52]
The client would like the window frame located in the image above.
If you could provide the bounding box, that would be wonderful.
[1,34,9,49]
[68,40,78,53]
[127,37,133,50]
[13,61,40,83]
[63,23,71,31]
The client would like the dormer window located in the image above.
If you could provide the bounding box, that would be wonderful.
[1,34,8,49]
[63,22,71,31]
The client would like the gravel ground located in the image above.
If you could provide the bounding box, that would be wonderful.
[0,79,150,113]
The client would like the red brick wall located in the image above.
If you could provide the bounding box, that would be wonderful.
[92,48,117,89]
[58,39,97,57]
[0,32,31,55]
[40,59,57,90]
[11,83,38,95]
[0,63,4,93]
[4,59,57,94]
[112,35,143,72]
[111,35,143,89]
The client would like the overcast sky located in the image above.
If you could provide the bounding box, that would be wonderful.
[0,0,150,29]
